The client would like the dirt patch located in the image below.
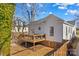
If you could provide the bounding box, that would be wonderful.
[10,43,53,56]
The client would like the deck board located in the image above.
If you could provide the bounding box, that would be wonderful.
[10,43,54,56]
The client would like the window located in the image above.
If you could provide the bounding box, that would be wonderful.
[69,27,71,33]
[38,26,41,30]
[50,27,54,36]
[66,26,67,36]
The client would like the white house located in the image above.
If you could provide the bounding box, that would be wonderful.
[12,19,28,33]
[12,26,28,33]
[28,14,76,42]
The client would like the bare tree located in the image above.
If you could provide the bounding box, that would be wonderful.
[13,16,23,32]
[21,3,44,34]
[22,21,25,32]
[21,4,34,34]
[17,18,20,32]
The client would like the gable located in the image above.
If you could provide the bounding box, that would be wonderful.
[27,14,65,27]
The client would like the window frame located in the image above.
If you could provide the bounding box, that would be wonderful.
[38,26,41,30]
[50,26,54,36]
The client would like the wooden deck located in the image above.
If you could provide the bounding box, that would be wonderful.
[17,34,46,51]
[11,32,69,56]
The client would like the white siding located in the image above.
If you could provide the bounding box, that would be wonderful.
[63,24,71,40]
[63,24,76,40]
[30,15,63,42]
[72,26,76,37]
[44,16,63,42]
[28,15,76,42]
[29,22,46,34]
[12,27,28,33]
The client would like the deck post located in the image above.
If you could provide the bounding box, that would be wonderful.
[48,41,50,47]
[44,34,46,40]
[33,42,35,51]
[33,35,35,51]
[25,42,27,48]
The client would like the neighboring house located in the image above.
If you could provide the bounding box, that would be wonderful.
[28,14,76,42]
[75,19,79,29]
[12,17,28,33]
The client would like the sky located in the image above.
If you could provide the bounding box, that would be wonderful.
[15,3,79,21]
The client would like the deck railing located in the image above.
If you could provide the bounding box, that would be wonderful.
[17,34,46,41]
[17,34,46,51]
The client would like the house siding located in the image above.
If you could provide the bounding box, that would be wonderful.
[12,27,28,33]
[44,16,63,42]
[29,15,63,42]
[29,22,46,34]
[27,15,76,42]
[63,23,76,40]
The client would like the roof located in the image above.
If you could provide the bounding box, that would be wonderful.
[38,14,64,22]
[64,21,75,27]
[27,14,75,26]
[27,14,64,25]
[67,20,75,25]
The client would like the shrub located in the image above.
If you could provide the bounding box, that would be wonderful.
[0,4,15,56]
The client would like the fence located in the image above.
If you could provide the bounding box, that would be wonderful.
[53,41,69,56]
